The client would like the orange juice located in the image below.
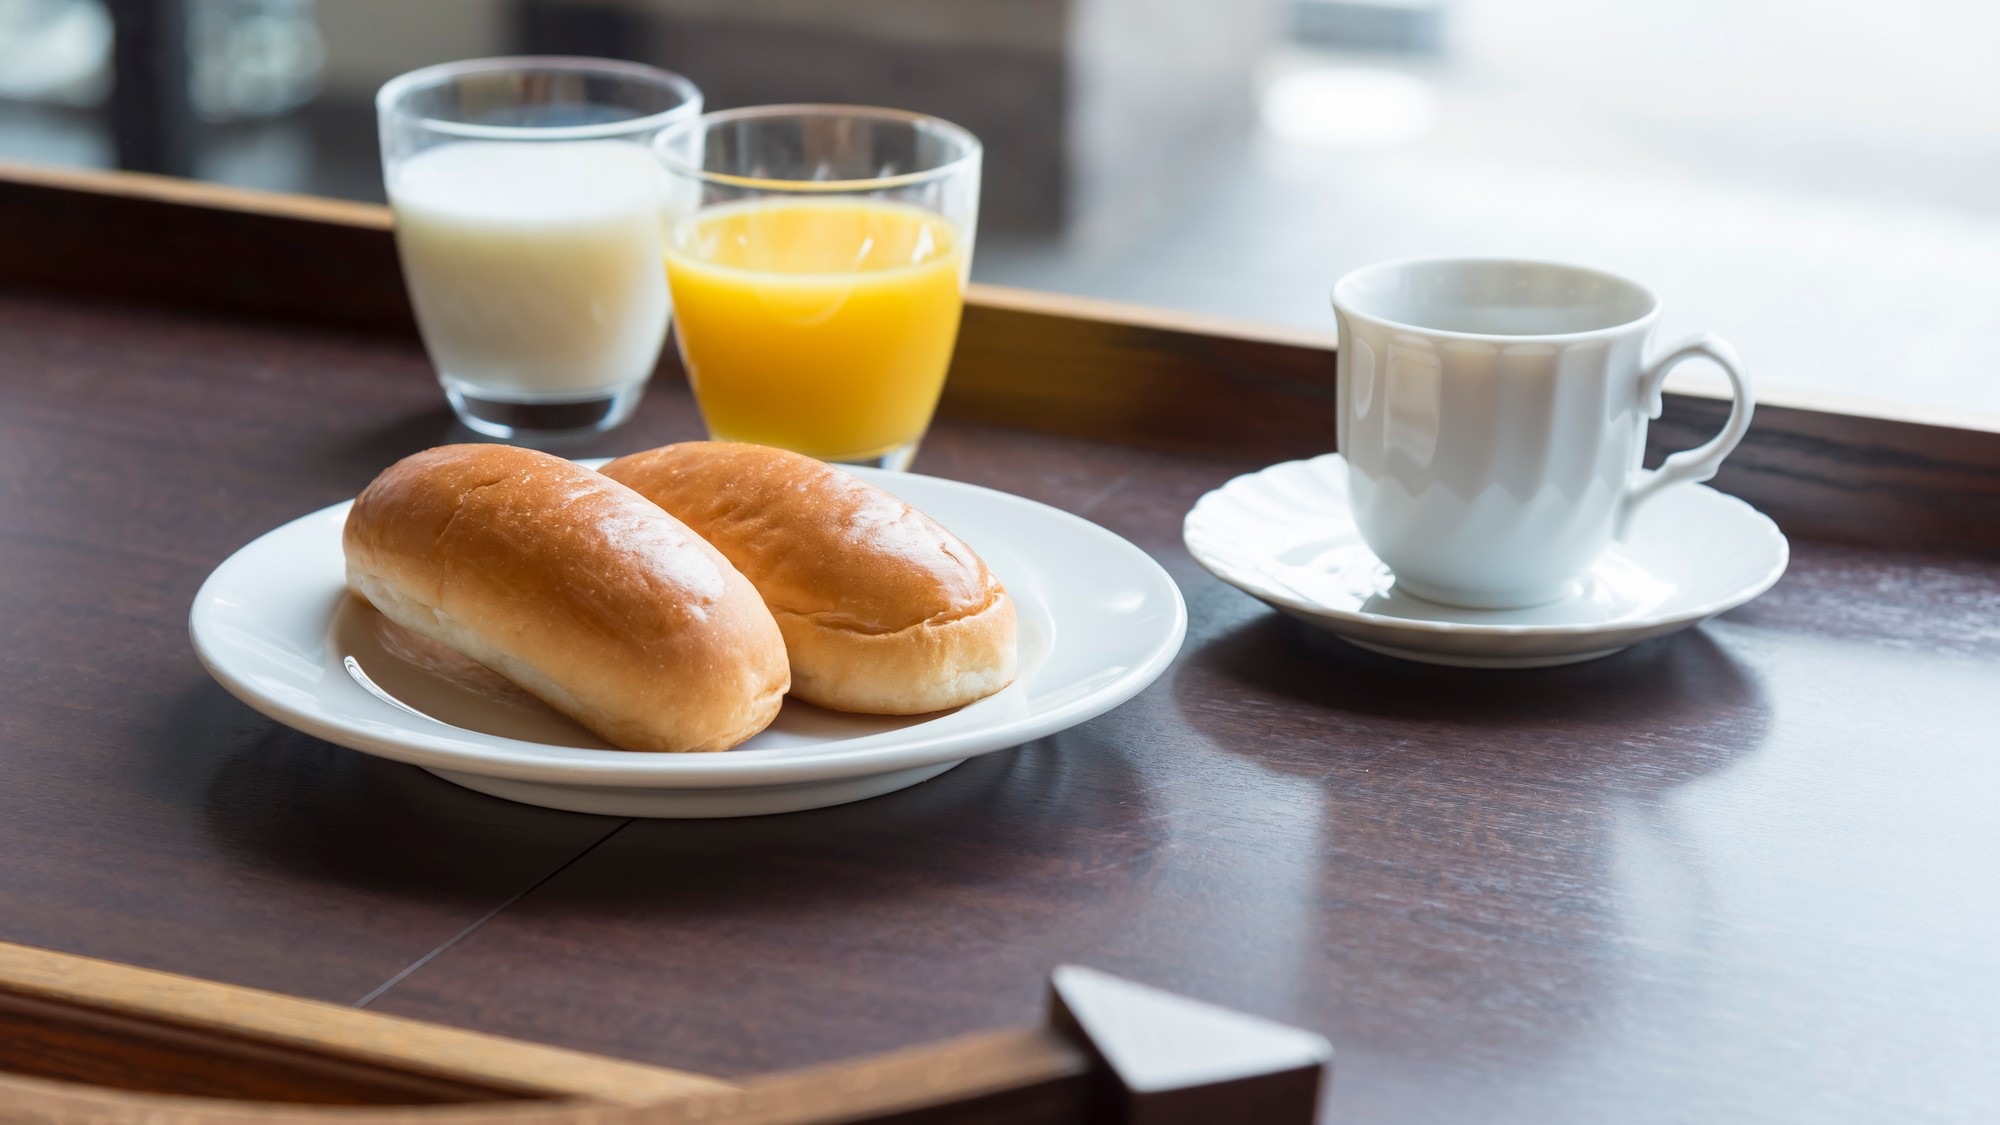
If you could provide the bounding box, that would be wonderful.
[663,198,967,461]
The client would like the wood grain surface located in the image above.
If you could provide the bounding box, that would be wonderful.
[0,942,726,1105]
[0,948,1331,1122]
[0,1026,1101,1125]
[0,940,1344,1112]
[1,286,1997,1123]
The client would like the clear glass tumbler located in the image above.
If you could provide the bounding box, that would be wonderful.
[654,105,982,470]
[377,57,701,441]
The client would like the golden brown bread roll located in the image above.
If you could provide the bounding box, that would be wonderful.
[342,444,789,752]
[601,442,1017,714]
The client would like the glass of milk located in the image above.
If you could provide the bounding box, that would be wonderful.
[377,58,701,441]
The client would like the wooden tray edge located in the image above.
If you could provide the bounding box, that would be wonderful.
[3,161,1997,553]
[0,941,728,1105]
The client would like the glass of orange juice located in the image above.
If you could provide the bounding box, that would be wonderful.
[653,105,980,470]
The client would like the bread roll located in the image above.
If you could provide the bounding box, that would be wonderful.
[342,444,789,752]
[601,442,1016,714]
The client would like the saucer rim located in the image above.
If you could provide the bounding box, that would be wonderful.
[1182,452,1790,638]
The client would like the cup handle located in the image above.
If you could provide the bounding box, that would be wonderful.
[1616,333,1754,539]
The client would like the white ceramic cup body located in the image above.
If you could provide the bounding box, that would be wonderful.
[1333,257,1752,610]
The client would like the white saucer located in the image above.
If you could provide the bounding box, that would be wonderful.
[1183,454,1787,668]
[191,464,1186,817]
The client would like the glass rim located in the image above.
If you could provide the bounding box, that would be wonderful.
[653,104,983,193]
[376,56,702,142]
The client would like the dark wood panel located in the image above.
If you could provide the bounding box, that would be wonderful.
[946,290,1339,460]
[0,162,413,336]
[1656,394,2000,554]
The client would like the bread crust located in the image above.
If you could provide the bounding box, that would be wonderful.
[602,442,1017,714]
[343,444,789,752]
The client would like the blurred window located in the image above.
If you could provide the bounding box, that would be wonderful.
[1,0,1994,416]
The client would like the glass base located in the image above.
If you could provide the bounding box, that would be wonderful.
[445,379,645,444]
[826,439,921,473]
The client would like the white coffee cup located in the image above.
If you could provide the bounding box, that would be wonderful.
[1331,257,1753,610]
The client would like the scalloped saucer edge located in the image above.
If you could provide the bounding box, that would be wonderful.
[1182,454,1788,668]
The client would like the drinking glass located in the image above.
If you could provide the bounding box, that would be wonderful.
[654,105,982,470]
[378,58,701,441]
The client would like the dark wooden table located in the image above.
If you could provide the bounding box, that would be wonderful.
[3,175,2000,1123]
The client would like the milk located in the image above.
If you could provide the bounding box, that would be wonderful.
[389,142,670,400]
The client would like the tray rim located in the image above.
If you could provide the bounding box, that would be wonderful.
[4,159,1997,558]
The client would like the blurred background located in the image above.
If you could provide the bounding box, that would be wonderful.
[2,0,1997,416]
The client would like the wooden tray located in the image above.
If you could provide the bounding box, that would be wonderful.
[0,160,1996,1124]
[0,940,1326,1122]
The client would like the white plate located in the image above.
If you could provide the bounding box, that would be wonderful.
[1184,454,1787,668]
[191,464,1186,817]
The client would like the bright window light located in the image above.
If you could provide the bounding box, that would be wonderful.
[1260,66,1440,150]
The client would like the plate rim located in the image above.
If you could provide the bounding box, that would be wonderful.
[1183,452,1789,639]
[190,464,1188,790]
